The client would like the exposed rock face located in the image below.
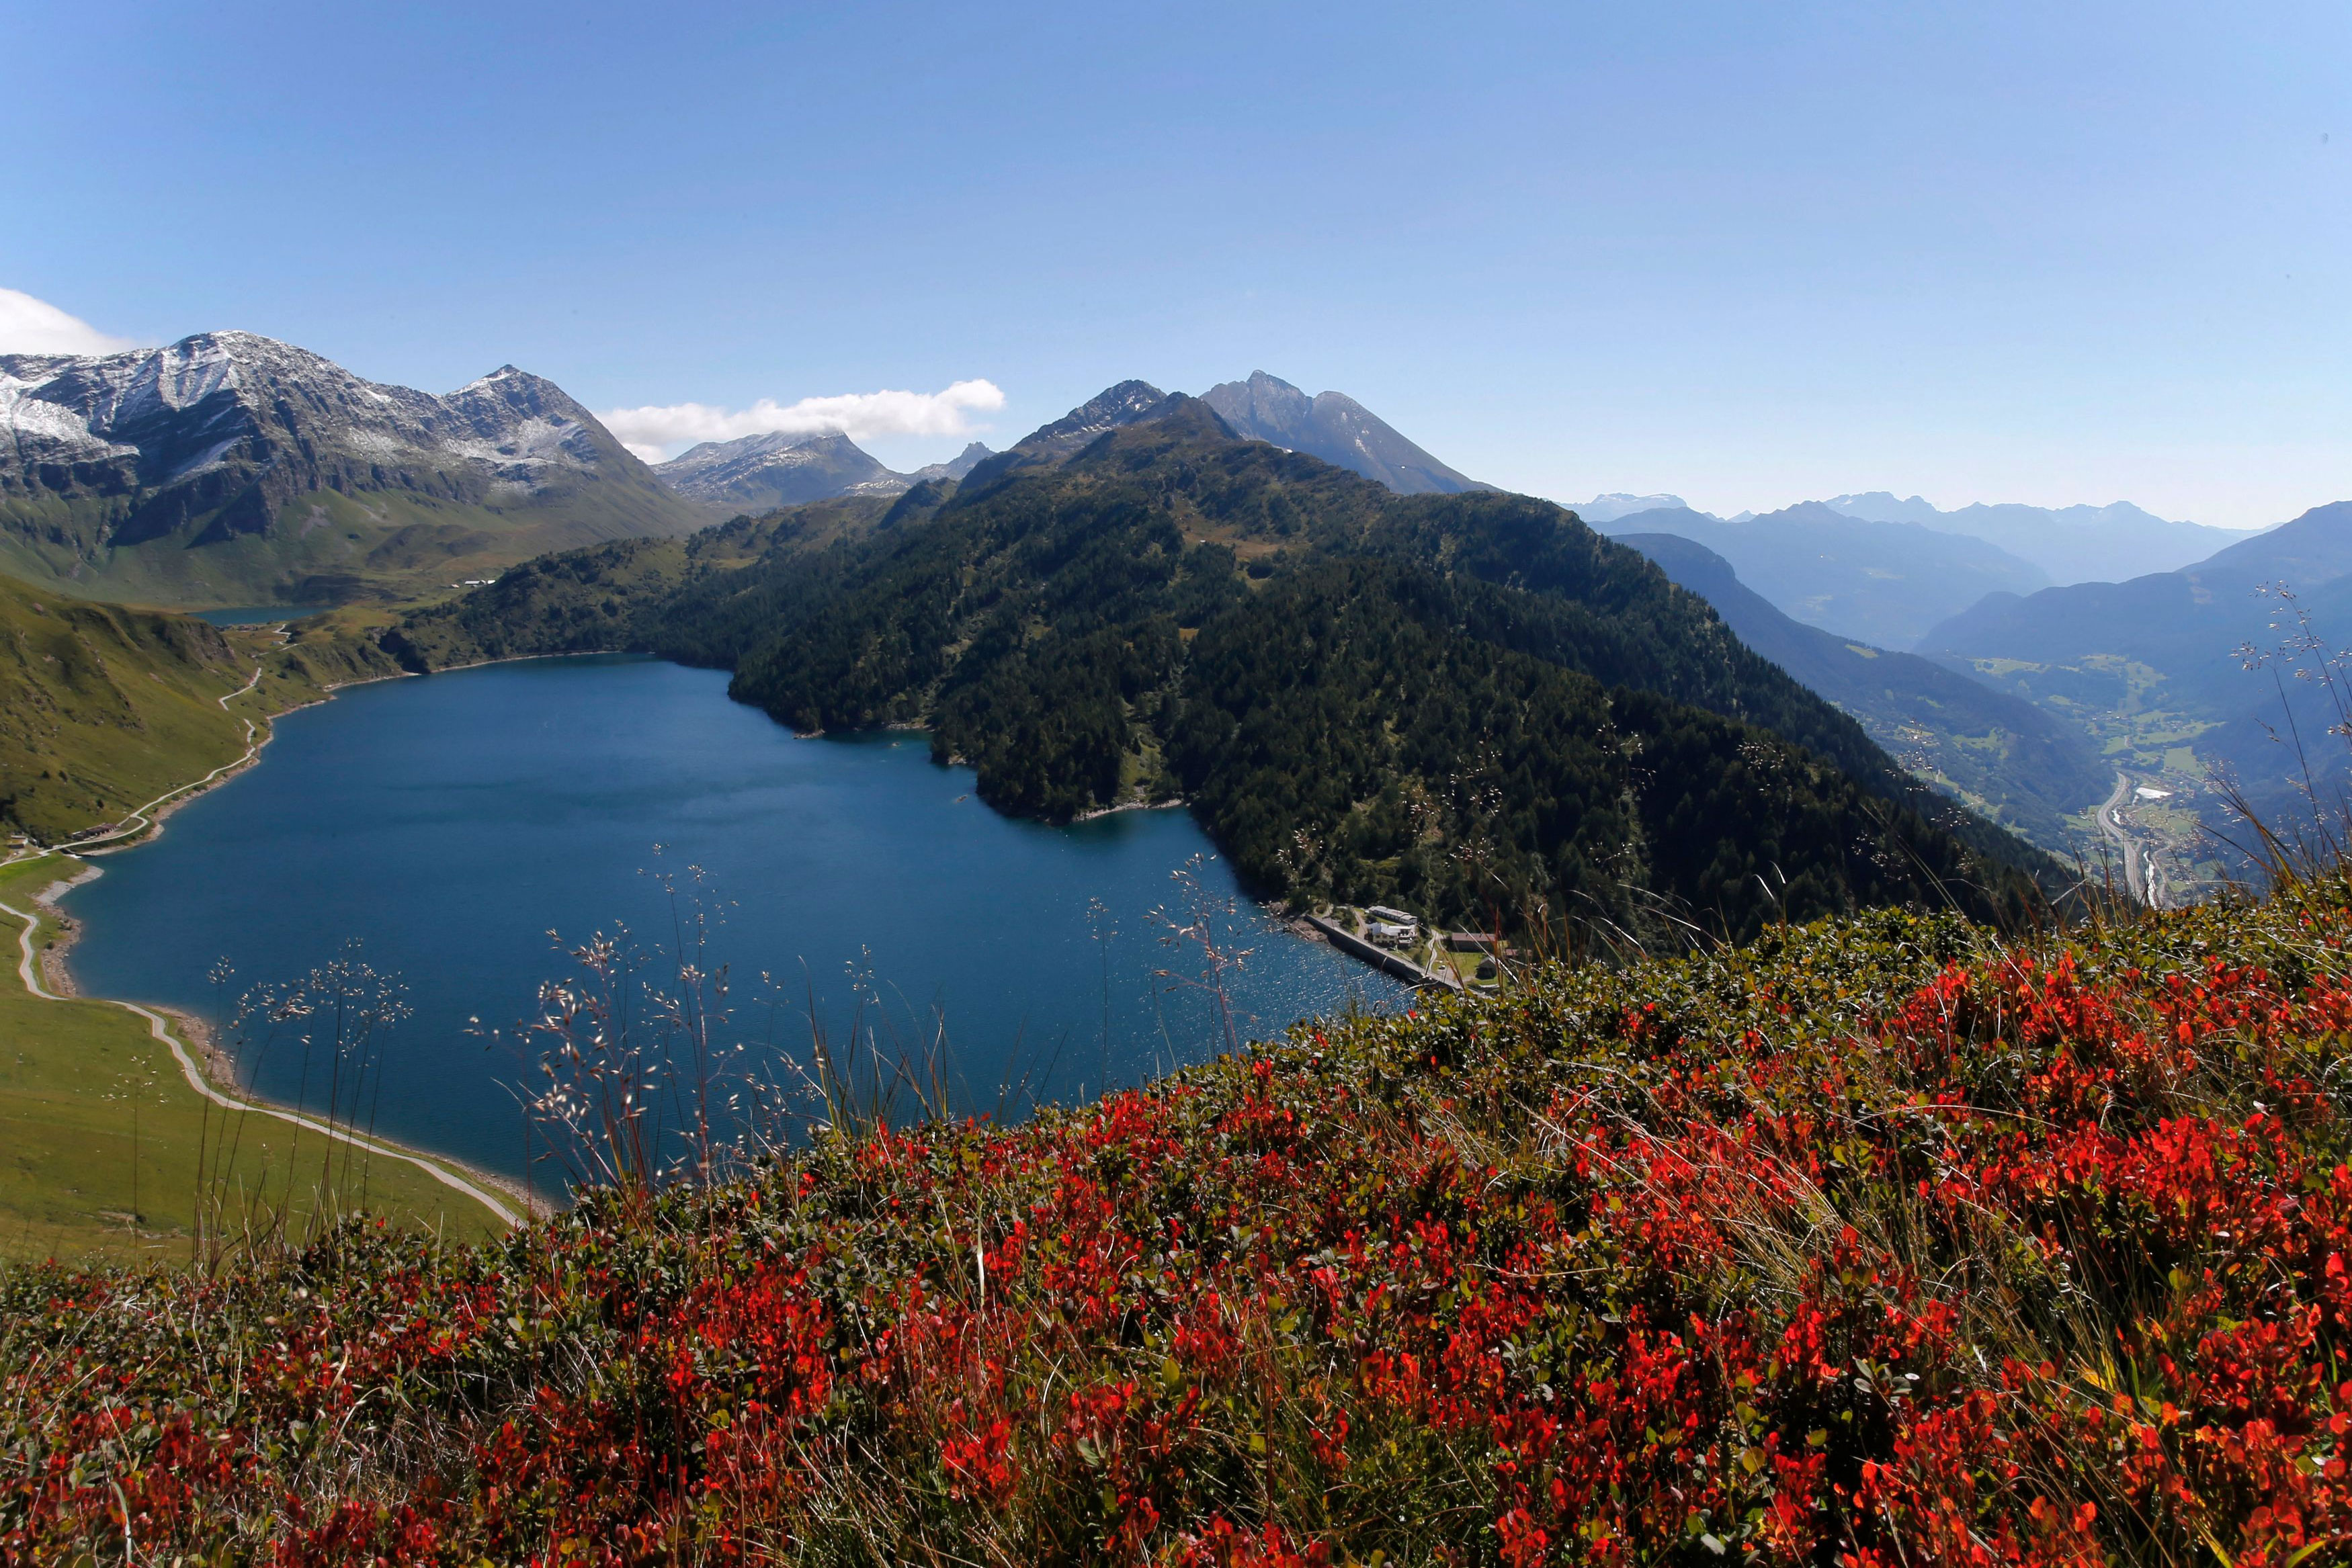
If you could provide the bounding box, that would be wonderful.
[1202,371,1486,496]
[1015,380,1171,462]
[0,331,698,558]
[903,441,993,485]
[651,432,1001,514]
[654,431,904,513]
[958,381,1183,492]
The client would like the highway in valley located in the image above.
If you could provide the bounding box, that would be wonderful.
[2097,771,2168,908]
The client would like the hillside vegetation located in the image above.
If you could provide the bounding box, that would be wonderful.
[1621,532,2111,851]
[6,874,2349,1563]
[388,402,2056,940]
[0,574,402,844]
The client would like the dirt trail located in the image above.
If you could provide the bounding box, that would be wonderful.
[1,853,528,1227]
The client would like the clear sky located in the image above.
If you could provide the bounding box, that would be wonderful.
[3,1,2344,526]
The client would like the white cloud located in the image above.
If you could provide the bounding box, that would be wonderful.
[601,379,1007,462]
[0,288,139,355]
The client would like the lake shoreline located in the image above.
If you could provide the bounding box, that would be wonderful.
[68,648,644,859]
[3,851,544,1229]
[59,654,1409,1197]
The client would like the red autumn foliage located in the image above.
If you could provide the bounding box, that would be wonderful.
[7,886,2352,1564]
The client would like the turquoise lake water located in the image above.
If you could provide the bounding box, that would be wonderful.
[64,656,1406,1179]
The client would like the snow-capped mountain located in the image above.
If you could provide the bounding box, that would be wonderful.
[0,331,702,605]
[652,432,995,515]
[656,431,901,512]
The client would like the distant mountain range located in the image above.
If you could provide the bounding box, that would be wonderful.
[1821,492,2244,584]
[653,433,993,515]
[1566,493,1690,524]
[1616,532,2107,851]
[1593,503,2050,649]
[647,371,1486,521]
[1563,490,2263,648]
[1200,372,1487,495]
[1917,500,2352,844]
[0,331,704,607]
[0,331,1499,612]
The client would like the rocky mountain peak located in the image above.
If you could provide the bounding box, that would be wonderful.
[653,428,900,512]
[0,331,695,596]
[954,381,1179,494]
[1211,370,1314,429]
[1200,373,1484,496]
[1021,380,1169,453]
[902,441,995,486]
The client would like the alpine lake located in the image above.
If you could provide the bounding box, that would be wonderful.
[64,656,1408,1183]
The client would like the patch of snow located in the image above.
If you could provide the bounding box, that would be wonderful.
[439,416,587,473]
[165,435,243,481]
[344,429,406,460]
[0,374,138,462]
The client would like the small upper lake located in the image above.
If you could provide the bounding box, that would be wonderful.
[65,656,1407,1180]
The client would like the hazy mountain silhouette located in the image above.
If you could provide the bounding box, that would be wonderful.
[1620,531,2105,850]
[1824,492,2249,584]
[1596,503,2048,649]
[1202,372,1486,496]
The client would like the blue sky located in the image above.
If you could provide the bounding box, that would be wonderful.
[3,1,2345,525]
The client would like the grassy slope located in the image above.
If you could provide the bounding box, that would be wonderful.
[0,578,495,1260]
[0,572,403,844]
[3,879,2348,1561]
[377,494,909,671]
[0,855,507,1266]
[0,574,263,842]
[0,482,710,611]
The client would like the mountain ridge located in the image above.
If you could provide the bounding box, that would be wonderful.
[390,380,2061,937]
[1595,503,2050,648]
[1201,371,1487,496]
[1824,490,2250,583]
[1616,530,2107,849]
[0,331,708,607]
[652,432,995,515]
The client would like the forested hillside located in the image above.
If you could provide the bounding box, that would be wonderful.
[1620,531,2109,851]
[388,397,2059,939]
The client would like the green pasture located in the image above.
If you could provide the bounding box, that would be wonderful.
[0,853,511,1267]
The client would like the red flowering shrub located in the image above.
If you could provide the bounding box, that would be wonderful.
[7,880,2352,1563]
